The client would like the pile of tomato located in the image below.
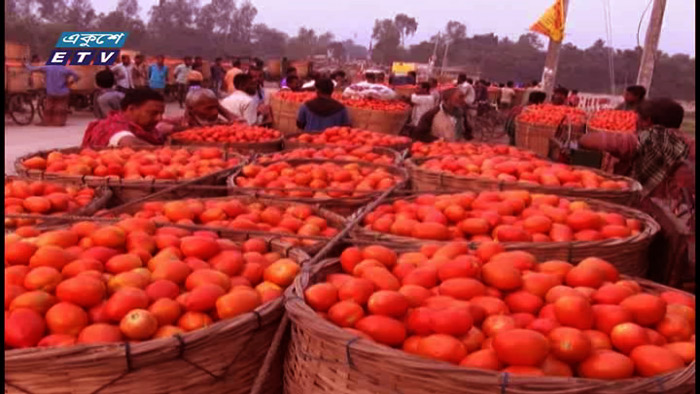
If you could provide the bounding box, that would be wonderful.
[304,242,695,378]
[419,155,630,190]
[260,147,395,165]
[411,142,537,158]
[588,110,638,134]
[275,91,410,112]
[21,147,240,181]
[5,220,302,348]
[362,191,642,242]
[171,124,281,144]
[517,104,586,127]
[5,179,97,228]
[291,127,411,148]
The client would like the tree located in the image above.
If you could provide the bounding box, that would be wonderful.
[394,13,418,47]
[445,21,466,42]
[64,0,96,29]
[371,18,401,64]
[251,23,288,58]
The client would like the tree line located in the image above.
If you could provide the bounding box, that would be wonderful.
[4,1,694,101]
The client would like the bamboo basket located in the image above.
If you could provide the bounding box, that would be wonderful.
[348,194,660,277]
[5,229,310,394]
[226,158,409,217]
[258,145,403,166]
[406,156,642,206]
[101,195,347,255]
[516,119,585,157]
[167,134,284,154]
[284,257,695,394]
[14,146,245,206]
[270,95,304,135]
[284,132,411,153]
[4,175,112,229]
[346,106,411,136]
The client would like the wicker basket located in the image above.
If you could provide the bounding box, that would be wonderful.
[284,132,411,154]
[516,119,585,157]
[226,158,409,217]
[284,257,695,394]
[270,95,304,135]
[406,156,642,206]
[5,228,310,394]
[258,145,403,166]
[14,146,244,206]
[168,134,284,154]
[4,175,113,229]
[349,194,660,277]
[346,106,411,136]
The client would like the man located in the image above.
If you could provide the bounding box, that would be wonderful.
[249,66,271,126]
[173,56,193,108]
[148,55,168,95]
[521,79,542,105]
[429,78,441,104]
[342,72,398,100]
[224,60,243,93]
[407,71,417,86]
[331,70,347,91]
[474,80,488,104]
[410,82,437,127]
[296,78,350,132]
[81,88,166,148]
[616,85,647,111]
[94,69,125,119]
[580,98,689,199]
[25,62,80,126]
[210,57,226,97]
[157,88,238,134]
[568,89,581,107]
[412,88,473,142]
[280,75,302,92]
[281,67,297,88]
[132,54,149,88]
[111,55,134,91]
[500,81,516,109]
[457,74,476,108]
[505,91,547,145]
[551,87,569,106]
[193,56,204,73]
[220,73,259,125]
[188,65,204,92]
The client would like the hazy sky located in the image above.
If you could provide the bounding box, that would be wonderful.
[95,0,695,56]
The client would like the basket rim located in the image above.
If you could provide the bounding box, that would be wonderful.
[258,145,404,166]
[285,256,695,392]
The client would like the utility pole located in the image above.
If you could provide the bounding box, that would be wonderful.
[441,39,450,75]
[541,0,570,98]
[636,0,667,93]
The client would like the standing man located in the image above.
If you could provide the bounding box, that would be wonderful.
[25,62,80,126]
[148,55,168,96]
[500,81,516,110]
[567,89,581,107]
[281,67,297,88]
[412,88,473,142]
[111,54,134,92]
[220,73,259,125]
[410,82,437,127]
[131,54,149,88]
[249,66,271,126]
[224,59,243,94]
[296,78,350,132]
[210,57,226,98]
[94,69,125,119]
[173,56,193,108]
[616,85,647,111]
[551,87,569,106]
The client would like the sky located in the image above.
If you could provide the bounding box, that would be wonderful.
[94,0,695,56]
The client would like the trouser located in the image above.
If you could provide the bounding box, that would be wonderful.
[177,83,187,107]
[43,95,70,126]
[213,80,222,97]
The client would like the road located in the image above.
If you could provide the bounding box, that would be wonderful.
[4,103,186,175]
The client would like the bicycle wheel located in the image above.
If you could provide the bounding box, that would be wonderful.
[35,92,46,121]
[9,94,35,126]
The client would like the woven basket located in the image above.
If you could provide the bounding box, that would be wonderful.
[587,125,637,135]
[226,158,409,217]
[270,95,304,135]
[5,229,310,394]
[4,175,113,229]
[102,195,347,255]
[346,106,410,136]
[258,145,404,166]
[284,132,411,153]
[349,194,660,277]
[284,257,695,394]
[14,146,244,206]
[168,133,284,154]
[406,156,642,206]
[516,119,585,157]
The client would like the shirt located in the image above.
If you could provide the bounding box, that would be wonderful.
[501,87,516,104]
[132,63,149,87]
[210,64,225,82]
[410,93,436,126]
[220,90,258,125]
[459,82,476,105]
[148,64,168,89]
[224,67,243,93]
[24,65,79,97]
[111,63,134,89]
[174,64,191,85]
[297,103,350,133]
[95,90,125,119]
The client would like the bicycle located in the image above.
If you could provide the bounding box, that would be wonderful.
[4,91,35,126]
[469,101,508,143]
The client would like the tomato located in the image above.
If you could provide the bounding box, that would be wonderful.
[492,329,549,366]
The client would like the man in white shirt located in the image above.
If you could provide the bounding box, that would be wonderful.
[410,82,437,126]
[500,81,516,109]
[110,55,134,92]
[342,72,398,101]
[220,73,259,125]
[173,56,193,108]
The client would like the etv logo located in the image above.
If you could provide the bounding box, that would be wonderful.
[47,31,129,66]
